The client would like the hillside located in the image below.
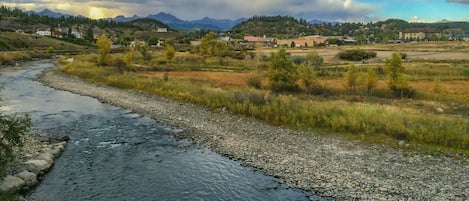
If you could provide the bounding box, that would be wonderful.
[0,6,173,46]
[231,16,313,38]
[129,18,169,30]
[0,32,85,51]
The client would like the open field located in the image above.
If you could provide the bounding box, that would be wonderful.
[0,32,86,51]
[255,41,469,63]
[57,41,469,154]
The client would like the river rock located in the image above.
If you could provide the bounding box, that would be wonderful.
[398,140,405,147]
[55,142,66,151]
[48,147,63,158]
[0,175,25,193]
[16,171,38,186]
[436,107,444,113]
[24,159,52,174]
[37,153,54,164]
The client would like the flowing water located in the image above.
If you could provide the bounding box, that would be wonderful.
[0,61,328,201]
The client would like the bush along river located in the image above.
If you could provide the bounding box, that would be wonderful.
[0,61,327,200]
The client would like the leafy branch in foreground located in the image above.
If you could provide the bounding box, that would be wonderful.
[0,113,31,179]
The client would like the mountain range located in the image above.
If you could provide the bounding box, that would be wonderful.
[28,9,346,31]
[28,9,247,30]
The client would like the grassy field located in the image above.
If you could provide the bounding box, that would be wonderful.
[0,31,90,65]
[0,32,86,51]
[58,42,469,154]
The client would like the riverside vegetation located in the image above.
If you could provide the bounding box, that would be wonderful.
[57,34,469,154]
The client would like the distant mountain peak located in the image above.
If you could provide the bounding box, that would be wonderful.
[35,8,69,18]
[112,12,246,30]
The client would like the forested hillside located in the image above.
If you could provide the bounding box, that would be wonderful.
[231,16,313,39]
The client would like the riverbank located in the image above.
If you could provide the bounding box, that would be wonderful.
[38,69,469,200]
[0,134,68,195]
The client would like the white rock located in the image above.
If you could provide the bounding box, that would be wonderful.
[398,140,405,147]
[47,148,62,158]
[16,171,38,186]
[24,159,52,174]
[55,144,65,152]
[0,175,25,193]
[37,153,54,163]
[436,107,444,113]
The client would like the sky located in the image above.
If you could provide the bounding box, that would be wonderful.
[1,0,468,22]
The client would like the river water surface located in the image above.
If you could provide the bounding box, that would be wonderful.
[0,61,326,201]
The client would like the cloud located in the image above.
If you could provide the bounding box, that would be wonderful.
[2,0,378,21]
[447,0,469,4]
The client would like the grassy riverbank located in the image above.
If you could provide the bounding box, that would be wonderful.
[57,48,469,154]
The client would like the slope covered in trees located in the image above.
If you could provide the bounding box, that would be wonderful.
[0,6,170,45]
[231,16,313,39]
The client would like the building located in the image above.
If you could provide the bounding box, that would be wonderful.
[36,29,51,37]
[71,30,82,38]
[52,31,63,38]
[218,36,231,43]
[447,34,469,41]
[399,28,441,41]
[157,28,168,33]
[243,35,276,47]
[276,36,328,48]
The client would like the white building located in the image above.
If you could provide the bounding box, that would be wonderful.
[36,30,51,37]
[157,28,168,33]
[71,30,82,38]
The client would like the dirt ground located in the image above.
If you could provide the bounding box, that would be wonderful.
[254,41,469,63]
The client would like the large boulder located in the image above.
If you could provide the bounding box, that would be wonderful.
[24,159,52,174]
[0,175,25,193]
[16,171,38,186]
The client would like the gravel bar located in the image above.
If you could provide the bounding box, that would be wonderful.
[38,70,469,200]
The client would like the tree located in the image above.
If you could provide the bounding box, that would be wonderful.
[344,65,360,94]
[85,27,94,42]
[306,51,324,71]
[165,45,176,63]
[364,69,378,95]
[297,64,322,94]
[165,38,175,47]
[269,49,297,92]
[147,37,159,46]
[0,113,31,179]
[137,44,152,62]
[385,52,405,90]
[96,34,111,66]
[193,32,229,57]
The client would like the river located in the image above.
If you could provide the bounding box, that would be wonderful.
[0,61,327,201]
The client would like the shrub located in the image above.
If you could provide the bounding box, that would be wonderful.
[110,57,128,73]
[344,65,360,93]
[269,49,298,92]
[400,53,407,59]
[306,51,324,71]
[337,49,377,61]
[289,55,308,65]
[247,76,262,89]
[0,113,31,179]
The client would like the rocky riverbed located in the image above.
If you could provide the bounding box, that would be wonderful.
[1,134,68,195]
[38,70,469,200]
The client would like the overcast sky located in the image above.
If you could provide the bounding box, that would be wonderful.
[2,0,468,22]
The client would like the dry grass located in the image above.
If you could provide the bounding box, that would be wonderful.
[145,71,269,88]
